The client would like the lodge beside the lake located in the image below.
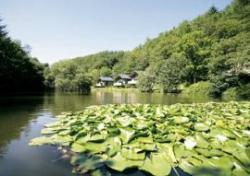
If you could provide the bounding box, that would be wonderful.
[96,72,138,88]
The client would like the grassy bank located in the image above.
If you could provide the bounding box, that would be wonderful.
[92,87,139,93]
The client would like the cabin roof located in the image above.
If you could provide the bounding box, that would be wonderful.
[119,74,131,80]
[100,76,113,82]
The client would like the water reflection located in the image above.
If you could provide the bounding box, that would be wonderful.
[0,97,44,153]
[0,91,220,176]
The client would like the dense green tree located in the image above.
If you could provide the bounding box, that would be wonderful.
[100,67,112,77]
[137,67,156,92]
[207,6,219,15]
[0,19,46,92]
[73,71,92,94]
[158,56,189,92]
[49,60,91,93]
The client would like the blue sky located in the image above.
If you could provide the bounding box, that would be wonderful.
[0,0,232,64]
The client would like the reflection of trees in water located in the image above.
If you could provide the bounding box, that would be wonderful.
[0,96,44,154]
[95,91,113,105]
[43,93,96,115]
[96,91,139,104]
[113,92,127,104]
[95,91,139,104]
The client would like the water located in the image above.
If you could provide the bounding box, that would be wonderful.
[0,91,220,176]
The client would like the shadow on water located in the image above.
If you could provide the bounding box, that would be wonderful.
[0,96,44,153]
[0,91,222,176]
[0,95,77,176]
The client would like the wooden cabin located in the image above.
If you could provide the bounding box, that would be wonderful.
[96,76,114,87]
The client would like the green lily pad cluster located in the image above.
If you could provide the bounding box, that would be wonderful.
[30,102,250,176]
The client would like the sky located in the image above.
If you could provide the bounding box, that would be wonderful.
[0,0,232,64]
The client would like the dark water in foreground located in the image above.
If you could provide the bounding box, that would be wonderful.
[0,91,221,176]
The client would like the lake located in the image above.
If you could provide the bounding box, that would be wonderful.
[0,90,221,176]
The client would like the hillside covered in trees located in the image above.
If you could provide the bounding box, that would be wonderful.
[1,0,249,98]
[47,0,250,98]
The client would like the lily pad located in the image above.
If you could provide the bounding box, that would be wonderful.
[194,123,210,132]
[29,102,250,175]
[140,153,172,176]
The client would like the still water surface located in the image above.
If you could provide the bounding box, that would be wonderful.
[0,91,220,176]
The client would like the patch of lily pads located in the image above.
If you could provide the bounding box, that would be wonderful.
[30,102,250,176]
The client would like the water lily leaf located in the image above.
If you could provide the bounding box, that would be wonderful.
[133,136,154,144]
[179,159,196,175]
[108,128,120,137]
[209,128,236,139]
[120,129,136,143]
[121,148,145,160]
[196,148,224,158]
[75,135,91,144]
[71,154,104,173]
[204,156,234,171]
[44,121,61,128]
[50,134,72,145]
[242,130,250,137]
[97,123,105,130]
[195,134,209,148]
[184,137,197,149]
[158,144,177,164]
[138,143,158,152]
[156,107,165,118]
[106,137,122,157]
[88,134,107,143]
[106,152,143,172]
[186,156,202,166]
[173,116,189,124]
[222,140,244,154]
[58,129,71,135]
[233,148,250,167]
[136,122,147,130]
[41,128,57,135]
[71,143,86,153]
[29,102,250,175]
[174,144,198,159]
[84,142,108,153]
[140,153,171,176]
[29,136,52,146]
[116,116,135,127]
[232,162,250,176]
[216,134,228,142]
[194,123,209,132]
[91,168,111,176]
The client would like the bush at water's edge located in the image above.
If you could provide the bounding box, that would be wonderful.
[181,81,213,96]
[223,83,250,100]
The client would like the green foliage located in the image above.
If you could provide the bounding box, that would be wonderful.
[134,0,249,94]
[48,51,128,92]
[207,6,219,15]
[43,66,55,90]
[30,102,250,175]
[222,87,238,100]
[100,67,112,77]
[73,72,92,94]
[237,83,250,99]
[137,68,155,92]
[182,81,214,96]
[46,0,250,96]
[0,19,46,92]
[158,55,189,92]
[49,60,91,94]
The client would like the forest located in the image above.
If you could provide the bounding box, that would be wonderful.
[1,0,250,98]
[0,20,47,93]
